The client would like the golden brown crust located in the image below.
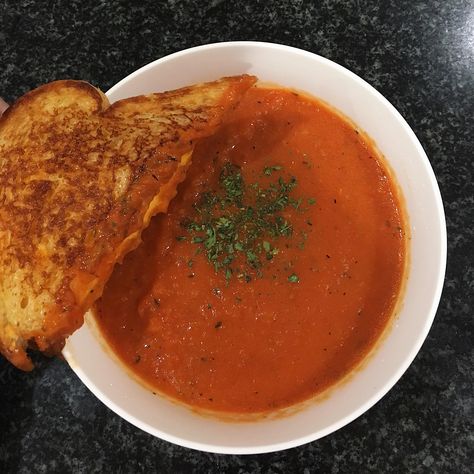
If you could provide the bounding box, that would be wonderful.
[0,75,256,369]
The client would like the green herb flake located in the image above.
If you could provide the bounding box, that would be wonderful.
[290,197,302,210]
[263,165,282,176]
[288,273,300,283]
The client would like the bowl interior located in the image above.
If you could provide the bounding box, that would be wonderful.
[63,42,446,454]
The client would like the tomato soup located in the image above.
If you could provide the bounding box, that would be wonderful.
[95,86,406,414]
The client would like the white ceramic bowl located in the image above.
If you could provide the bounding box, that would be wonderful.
[63,42,446,454]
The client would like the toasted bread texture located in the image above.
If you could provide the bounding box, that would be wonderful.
[0,75,256,369]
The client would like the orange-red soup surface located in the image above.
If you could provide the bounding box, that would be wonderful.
[95,86,406,414]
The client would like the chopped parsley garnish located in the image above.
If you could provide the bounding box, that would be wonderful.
[180,162,310,282]
[263,165,282,176]
[288,273,299,283]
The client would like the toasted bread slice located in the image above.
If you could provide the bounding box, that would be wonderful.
[0,75,256,369]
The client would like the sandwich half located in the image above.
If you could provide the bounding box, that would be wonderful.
[0,75,256,369]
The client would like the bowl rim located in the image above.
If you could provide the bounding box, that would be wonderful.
[65,41,447,454]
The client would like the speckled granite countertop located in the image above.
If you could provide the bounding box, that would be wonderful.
[0,1,472,472]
